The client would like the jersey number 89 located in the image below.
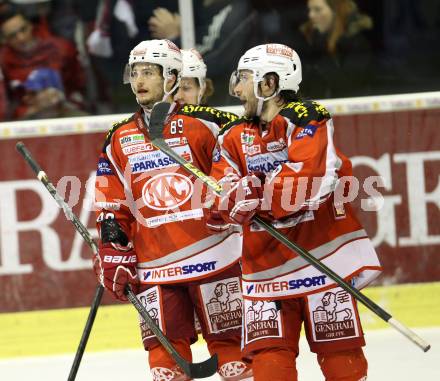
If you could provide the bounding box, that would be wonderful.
[170,119,184,134]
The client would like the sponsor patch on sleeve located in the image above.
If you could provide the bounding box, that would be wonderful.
[295,124,317,140]
[97,157,114,176]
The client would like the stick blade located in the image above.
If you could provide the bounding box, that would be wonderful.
[184,353,218,379]
[149,101,171,139]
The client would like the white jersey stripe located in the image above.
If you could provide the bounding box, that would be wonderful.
[242,229,368,281]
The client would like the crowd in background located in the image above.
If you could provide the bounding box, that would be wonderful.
[0,0,439,121]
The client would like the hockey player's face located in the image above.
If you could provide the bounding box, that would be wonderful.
[130,63,165,108]
[234,70,258,117]
[308,0,334,34]
[174,77,200,105]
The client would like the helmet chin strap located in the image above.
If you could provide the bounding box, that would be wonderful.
[253,81,279,117]
[162,74,180,102]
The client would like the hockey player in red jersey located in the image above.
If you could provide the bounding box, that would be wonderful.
[93,39,252,381]
[207,43,382,380]
[174,48,214,106]
[173,47,235,336]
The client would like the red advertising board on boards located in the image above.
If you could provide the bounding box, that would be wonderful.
[0,107,439,312]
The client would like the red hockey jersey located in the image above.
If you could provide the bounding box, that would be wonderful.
[210,100,382,300]
[95,103,242,284]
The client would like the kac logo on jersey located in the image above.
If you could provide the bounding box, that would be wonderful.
[295,124,317,140]
[142,173,193,210]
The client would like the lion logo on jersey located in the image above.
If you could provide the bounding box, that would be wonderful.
[247,300,278,322]
[211,283,242,313]
[311,290,357,341]
[244,300,282,343]
[202,279,243,333]
[315,291,352,323]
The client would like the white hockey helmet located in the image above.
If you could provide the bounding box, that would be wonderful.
[123,39,182,95]
[180,48,207,103]
[230,43,302,98]
[181,49,207,85]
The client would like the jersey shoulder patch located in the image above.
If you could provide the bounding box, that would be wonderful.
[177,104,238,127]
[279,100,330,127]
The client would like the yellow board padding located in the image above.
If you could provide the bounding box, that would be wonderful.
[0,282,439,359]
[356,282,440,329]
[0,304,141,358]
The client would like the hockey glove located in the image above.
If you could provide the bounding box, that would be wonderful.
[219,174,264,225]
[93,241,139,301]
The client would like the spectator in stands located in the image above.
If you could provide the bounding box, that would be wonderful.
[85,0,177,113]
[297,0,373,98]
[7,0,54,38]
[147,0,257,106]
[0,6,87,119]
[17,68,88,119]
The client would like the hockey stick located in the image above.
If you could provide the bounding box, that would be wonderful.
[148,101,431,353]
[67,283,103,380]
[16,142,218,379]
[16,142,104,381]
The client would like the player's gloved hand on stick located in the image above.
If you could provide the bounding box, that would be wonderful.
[93,241,139,301]
[219,173,264,225]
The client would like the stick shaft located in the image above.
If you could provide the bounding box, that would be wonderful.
[67,285,104,380]
[16,142,102,380]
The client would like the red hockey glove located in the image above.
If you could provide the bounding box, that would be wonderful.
[93,242,139,301]
[219,174,264,225]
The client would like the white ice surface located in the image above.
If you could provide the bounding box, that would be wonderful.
[0,327,438,380]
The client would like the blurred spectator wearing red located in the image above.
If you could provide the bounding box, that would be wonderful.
[0,6,86,119]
